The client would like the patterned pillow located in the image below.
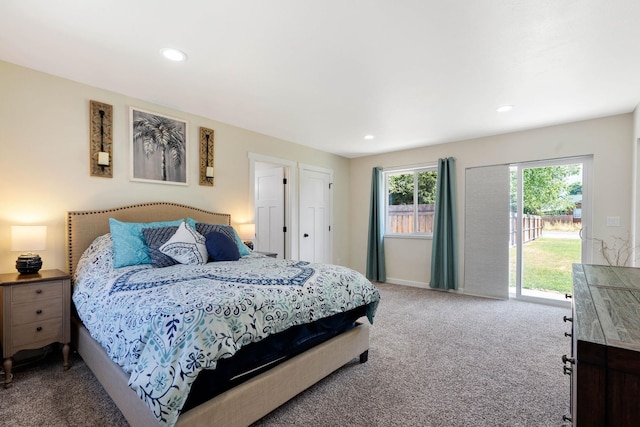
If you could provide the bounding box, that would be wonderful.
[159,221,208,265]
[196,223,252,256]
[109,218,187,268]
[205,231,240,261]
[141,226,179,268]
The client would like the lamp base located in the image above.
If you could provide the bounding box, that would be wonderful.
[16,253,42,274]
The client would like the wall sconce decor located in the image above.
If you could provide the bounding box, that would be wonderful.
[199,126,214,186]
[90,100,113,178]
[11,225,47,274]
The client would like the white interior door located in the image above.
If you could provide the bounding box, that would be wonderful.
[299,167,332,263]
[255,166,285,258]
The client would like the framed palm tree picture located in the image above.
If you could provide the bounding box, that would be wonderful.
[130,107,188,185]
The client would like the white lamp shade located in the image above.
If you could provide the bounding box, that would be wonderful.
[11,225,47,252]
[236,223,256,240]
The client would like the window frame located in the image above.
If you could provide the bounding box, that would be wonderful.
[383,164,438,238]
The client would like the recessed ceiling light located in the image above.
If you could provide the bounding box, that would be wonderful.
[161,48,187,62]
[496,105,513,113]
[364,135,375,140]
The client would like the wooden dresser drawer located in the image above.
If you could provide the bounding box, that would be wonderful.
[12,281,63,303]
[11,298,63,325]
[12,317,63,351]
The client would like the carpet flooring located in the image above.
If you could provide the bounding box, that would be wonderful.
[0,282,571,426]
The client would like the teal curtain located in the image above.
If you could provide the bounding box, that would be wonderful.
[430,157,458,290]
[366,167,386,281]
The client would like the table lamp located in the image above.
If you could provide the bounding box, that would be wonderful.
[11,225,46,274]
[237,223,255,250]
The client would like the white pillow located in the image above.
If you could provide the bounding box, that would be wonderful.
[159,221,208,265]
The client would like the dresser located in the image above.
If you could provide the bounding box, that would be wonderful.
[567,264,640,425]
[0,269,71,388]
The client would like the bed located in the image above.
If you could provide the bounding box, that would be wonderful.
[66,202,380,427]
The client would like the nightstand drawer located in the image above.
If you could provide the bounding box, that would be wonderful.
[0,269,71,387]
[12,317,63,351]
[12,297,63,325]
[12,280,63,303]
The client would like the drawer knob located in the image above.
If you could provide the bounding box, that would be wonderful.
[563,365,572,375]
[565,293,572,299]
[35,289,43,294]
[564,332,572,338]
[563,315,573,323]
[36,326,43,332]
[36,309,43,314]
[562,354,575,365]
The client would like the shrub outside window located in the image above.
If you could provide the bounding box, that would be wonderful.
[385,167,437,236]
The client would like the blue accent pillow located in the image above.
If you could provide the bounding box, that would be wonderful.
[110,218,195,268]
[205,231,240,261]
[141,226,179,268]
[196,223,252,256]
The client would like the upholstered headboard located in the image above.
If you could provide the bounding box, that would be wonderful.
[66,202,231,276]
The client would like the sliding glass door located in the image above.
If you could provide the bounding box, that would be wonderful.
[509,156,592,304]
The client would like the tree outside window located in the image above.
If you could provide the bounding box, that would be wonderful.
[385,168,437,235]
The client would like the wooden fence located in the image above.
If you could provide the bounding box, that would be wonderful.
[543,214,577,224]
[388,204,435,233]
[388,207,542,243]
[510,213,543,246]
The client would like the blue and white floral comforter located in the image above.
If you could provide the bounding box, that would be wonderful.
[72,234,380,427]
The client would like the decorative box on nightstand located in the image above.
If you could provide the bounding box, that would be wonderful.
[0,269,71,388]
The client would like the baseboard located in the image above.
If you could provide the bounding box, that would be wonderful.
[385,277,430,289]
[384,278,467,295]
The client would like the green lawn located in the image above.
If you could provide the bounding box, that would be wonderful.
[509,237,581,294]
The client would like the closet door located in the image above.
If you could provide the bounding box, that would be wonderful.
[299,167,332,263]
[464,165,510,299]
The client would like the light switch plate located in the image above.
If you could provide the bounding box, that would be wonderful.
[606,216,620,227]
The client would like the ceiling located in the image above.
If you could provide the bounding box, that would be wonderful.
[1,1,639,158]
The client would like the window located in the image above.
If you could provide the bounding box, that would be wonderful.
[384,166,438,236]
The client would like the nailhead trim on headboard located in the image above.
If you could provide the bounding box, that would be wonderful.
[66,202,231,278]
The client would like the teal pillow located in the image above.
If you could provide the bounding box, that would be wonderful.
[109,218,196,268]
[231,227,252,256]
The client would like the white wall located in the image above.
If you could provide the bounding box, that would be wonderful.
[0,61,351,273]
[349,114,633,288]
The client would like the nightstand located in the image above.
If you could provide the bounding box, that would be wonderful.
[0,269,71,388]
[254,251,277,258]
